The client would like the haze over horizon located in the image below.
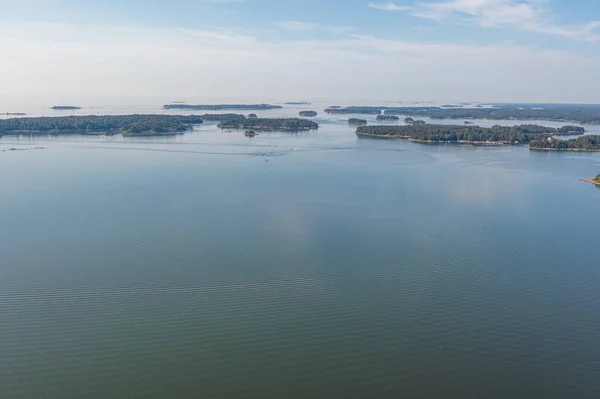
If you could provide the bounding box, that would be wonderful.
[1,0,599,104]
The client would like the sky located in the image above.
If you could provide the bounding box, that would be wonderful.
[1,0,599,104]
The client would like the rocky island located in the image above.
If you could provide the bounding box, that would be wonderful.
[582,174,600,186]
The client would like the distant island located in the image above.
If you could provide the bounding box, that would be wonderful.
[0,114,203,136]
[582,174,600,186]
[376,115,399,121]
[348,118,367,125]
[529,135,600,152]
[356,124,582,146]
[1,112,26,116]
[326,106,382,115]
[52,106,82,110]
[163,104,282,111]
[217,116,318,131]
[326,104,600,124]
[284,102,311,105]
[299,111,318,117]
[404,117,426,124]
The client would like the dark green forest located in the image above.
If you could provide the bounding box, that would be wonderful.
[325,105,600,123]
[218,117,318,130]
[348,118,367,125]
[356,124,576,143]
[0,115,204,135]
[529,135,600,151]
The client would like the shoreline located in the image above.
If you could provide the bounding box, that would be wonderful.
[580,179,600,186]
[529,147,600,152]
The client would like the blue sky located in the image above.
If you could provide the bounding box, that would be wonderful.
[1,0,599,103]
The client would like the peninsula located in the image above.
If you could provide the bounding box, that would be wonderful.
[163,104,282,111]
[529,135,600,152]
[0,114,204,136]
[217,116,318,131]
[582,174,600,186]
[356,124,575,145]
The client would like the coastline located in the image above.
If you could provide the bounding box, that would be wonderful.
[580,179,600,186]
[529,147,600,152]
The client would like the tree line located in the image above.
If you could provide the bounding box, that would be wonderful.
[355,124,574,143]
[0,115,204,135]
[325,105,600,124]
[529,135,600,151]
[218,117,318,130]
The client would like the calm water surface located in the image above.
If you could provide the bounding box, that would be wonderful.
[1,108,599,398]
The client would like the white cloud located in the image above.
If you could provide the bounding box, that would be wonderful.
[275,21,317,31]
[0,23,599,104]
[368,2,412,11]
[369,0,600,41]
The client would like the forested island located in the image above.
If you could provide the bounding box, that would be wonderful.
[377,115,399,121]
[163,104,282,111]
[217,116,318,131]
[299,111,318,117]
[326,106,383,115]
[326,104,600,124]
[404,117,426,124]
[348,118,367,125]
[356,124,579,145]
[0,115,204,136]
[52,106,81,110]
[529,135,600,151]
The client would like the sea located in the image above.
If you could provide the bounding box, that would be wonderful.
[1,102,599,398]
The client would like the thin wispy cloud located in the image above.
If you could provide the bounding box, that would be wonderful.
[275,21,355,36]
[368,2,411,11]
[369,0,600,42]
[275,21,317,31]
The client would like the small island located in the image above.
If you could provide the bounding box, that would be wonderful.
[163,104,282,111]
[582,174,600,186]
[404,117,426,125]
[0,114,204,136]
[217,116,318,131]
[52,106,82,110]
[1,112,27,116]
[299,111,318,117]
[284,102,311,105]
[247,113,258,118]
[348,118,367,125]
[377,115,399,121]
